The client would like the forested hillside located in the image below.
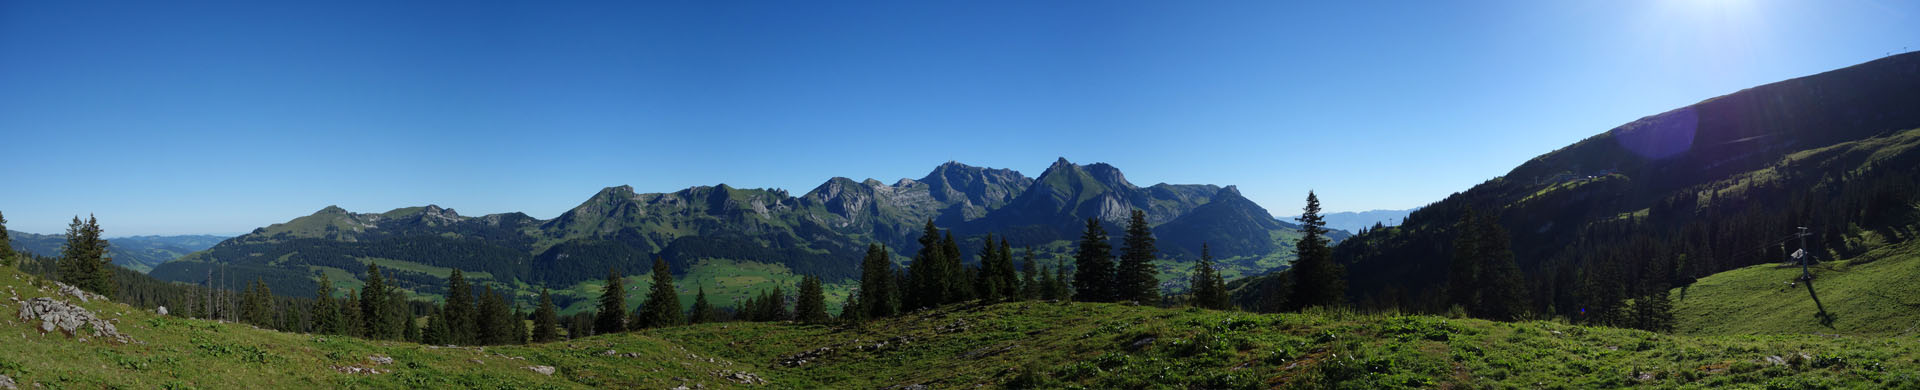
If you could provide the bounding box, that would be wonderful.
[1233,52,1920,329]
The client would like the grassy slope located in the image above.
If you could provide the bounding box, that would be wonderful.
[1674,238,1920,337]
[5,265,1919,389]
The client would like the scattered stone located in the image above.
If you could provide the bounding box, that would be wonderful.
[780,346,834,367]
[935,320,969,334]
[1549,330,1564,337]
[54,283,98,303]
[716,370,767,385]
[156,306,168,316]
[0,374,15,390]
[1633,371,1654,382]
[469,359,484,364]
[600,349,619,356]
[332,366,388,375]
[1764,356,1787,366]
[368,355,394,365]
[525,365,556,376]
[1129,337,1156,350]
[15,297,133,343]
[886,385,928,390]
[856,335,915,352]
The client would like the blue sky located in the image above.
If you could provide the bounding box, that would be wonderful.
[2,1,1915,236]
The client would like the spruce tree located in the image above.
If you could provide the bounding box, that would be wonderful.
[1287,192,1345,310]
[443,269,475,345]
[404,310,422,342]
[58,215,114,296]
[856,243,897,319]
[906,221,946,310]
[941,232,971,302]
[1050,262,1072,300]
[638,257,684,328]
[532,288,560,342]
[1117,210,1161,304]
[312,274,340,335]
[1071,218,1117,302]
[242,279,273,326]
[0,211,14,267]
[477,286,510,345]
[1038,261,1061,300]
[795,275,829,323]
[595,267,628,334]
[425,307,450,345]
[511,306,529,344]
[1191,243,1230,310]
[341,291,364,337]
[688,286,717,325]
[1475,215,1528,321]
[1448,210,1484,312]
[360,264,394,339]
[974,234,1005,302]
[990,239,1018,302]
[1019,247,1039,300]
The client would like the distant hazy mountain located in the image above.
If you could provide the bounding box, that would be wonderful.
[7,231,230,273]
[1284,209,1416,234]
[151,158,1321,307]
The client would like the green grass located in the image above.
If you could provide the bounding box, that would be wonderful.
[1674,238,1920,337]
[6,264,1919,389]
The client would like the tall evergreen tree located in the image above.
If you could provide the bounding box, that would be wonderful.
[58,215,114,296]
[241,278,273,326]
[1448,210,1485,312]
[906,220,948,310]
[510,306,529,344]
[974,234,1007,302]
[989,239,1019,302]
[477,286,512,345]
[1019,247,1039,300]
[1287,192,1345,310]
[688,286,717,325]
[1475,215,1528,321]
[312,274,340,335]
[360,263,395,339]
[424,307,450,345]
[341,290,364,337]
[0,211,14,267]
[1117,210,1161,304]
[1071,218,1117,302]
[637,257,684,328]
[595,267,628,334]
[856,243,897,319]
[403,310,422,342]
[532,288,560,342]
[1191,243,1230,310]
[443,269,475,345]
[795,275,829,323]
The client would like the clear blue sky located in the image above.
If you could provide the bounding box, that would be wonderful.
[2,1,1915,236]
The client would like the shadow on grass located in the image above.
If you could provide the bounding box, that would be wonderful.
[1804,279,1837,328]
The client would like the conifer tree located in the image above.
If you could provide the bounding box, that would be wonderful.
[795,275,829,323]
[1191,243,1230,310]
[281,300,304,332]
[856,243,897,319]
[974,234,1006,302]
[532,288,560,342]
[1019,247,1039,300]
[360,264,396,339]
[1475,215,1528,321]
[1038,261,1062,300]
[990,239,1018,302]
[443,269,475,345]
[510,306,529,344]
[312,274,340,334]
[477,286,510,345]
[1051,262,1072,300]
[1287,192,1345,310]
[341,290,364,337]
[242,278,272,326]
[1117,210,1161,304]
[941,232,971,302]
[424,307,450,345]
[58,215,115,296]
[0,211,14,267]
[595,267,628,334]
[637,257,684,328]
[1072,218,1117,302]
[688,286,717,325]
[906,221,947,310]
[1448,210,1484,312]
[403,311,422,342]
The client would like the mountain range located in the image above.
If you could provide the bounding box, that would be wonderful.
[149,158,1336,308]
[7,232,229,273]
[1287,209,1417,234]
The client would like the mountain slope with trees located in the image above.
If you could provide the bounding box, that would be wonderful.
[149,159,1319,311]
[1231,52,1920,330]
[8,230,228,273]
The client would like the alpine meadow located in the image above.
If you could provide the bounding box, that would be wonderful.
[5,1,1920,389]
